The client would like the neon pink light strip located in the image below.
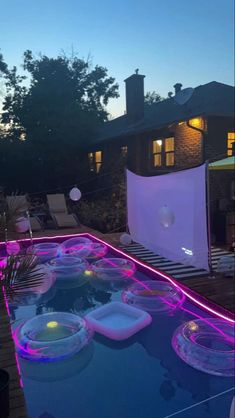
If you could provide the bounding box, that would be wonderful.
[1,232,234,324]
[86,234,235,324]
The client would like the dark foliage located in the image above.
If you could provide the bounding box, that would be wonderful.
[0,51,119,192]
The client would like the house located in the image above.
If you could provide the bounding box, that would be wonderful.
[87,72,234,244]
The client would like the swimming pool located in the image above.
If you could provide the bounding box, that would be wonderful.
[2,233,235,418]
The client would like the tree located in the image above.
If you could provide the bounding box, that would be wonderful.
[0,51,119,191]
[2,51,119,147]
[0,52,8,77]
[144,90,164,106]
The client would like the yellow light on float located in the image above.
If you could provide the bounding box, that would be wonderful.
[188,321,199,331]
[46,321,59,329]
[84,270,93,276]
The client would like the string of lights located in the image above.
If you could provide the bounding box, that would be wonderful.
[18,149,232,199]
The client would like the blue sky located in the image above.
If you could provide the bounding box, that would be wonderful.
[0,0,234,117]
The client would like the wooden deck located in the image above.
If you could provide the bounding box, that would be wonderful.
[0,226,234,418]
[104,232,235,314]
[0,303,28,418]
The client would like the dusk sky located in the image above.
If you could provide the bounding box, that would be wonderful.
[0,0,234,117]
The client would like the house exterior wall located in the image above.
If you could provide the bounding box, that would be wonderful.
[173,122,203,168]
[88,115,234,176]
[132,121,203,176]
[205,116,235,161]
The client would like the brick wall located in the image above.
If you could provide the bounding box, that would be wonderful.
[173,122,203,169]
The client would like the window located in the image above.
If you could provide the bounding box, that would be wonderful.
[165,137,175,166]
[152,139,162,166]
[227,132,235,156]
[152,137,175,167]
[121,145,128,157]
[88,151,102,173]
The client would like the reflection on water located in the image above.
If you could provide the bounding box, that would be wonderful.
[19,343,94,382]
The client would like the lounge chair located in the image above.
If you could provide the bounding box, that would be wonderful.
[47,194,79,228]
[216,255,235,277]
[6,195,43,232]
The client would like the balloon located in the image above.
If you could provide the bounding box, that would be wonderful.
[158,206,175,228]
[15,217,30,233]
[69,187,81,201]
[120,233,132,246]
[6,241,20,255]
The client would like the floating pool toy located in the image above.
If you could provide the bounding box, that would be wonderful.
[60,237,92,257]
[122,281,185,313]
[84,242,108,261]
[14,312,93,362]
[27,243,60,263]
[91,258,136,280]
[172,318,235,376]
[85,301,152,341]
[48,255,89,288]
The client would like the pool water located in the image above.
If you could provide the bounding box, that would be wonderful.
[3,234,235,418]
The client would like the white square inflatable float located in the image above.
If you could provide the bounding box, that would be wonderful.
[85,301,152,341]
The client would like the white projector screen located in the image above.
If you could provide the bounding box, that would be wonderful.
[127,164,209,271]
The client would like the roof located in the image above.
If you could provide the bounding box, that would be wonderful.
[209,156,235,170]
[94,81,234,144]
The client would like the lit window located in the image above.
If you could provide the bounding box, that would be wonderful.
[152,137,175,167]
[121,145,128,157]
[152,139,162,166]
[95,151,102,173]
[88,151,102,173]
[227,132,235,156]
[165,137,175,166]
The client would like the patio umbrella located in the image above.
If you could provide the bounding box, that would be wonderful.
[209,156,235,170]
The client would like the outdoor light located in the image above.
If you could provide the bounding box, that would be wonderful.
[6,241,20,255]
[15,217,30,233]
[69,187,82,201]
[189,117,203,129]
[120,233,132,245]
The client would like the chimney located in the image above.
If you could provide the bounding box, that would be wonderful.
[124,70,145,124]
[174,83,182,95]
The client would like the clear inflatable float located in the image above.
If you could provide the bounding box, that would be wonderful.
[172,318,235,376]
[48,255,89,288]
[91,257,136,280]
[27,243,60,263]
[122,280,185,313]
[14,312,93,362]
[60,237,92,258]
